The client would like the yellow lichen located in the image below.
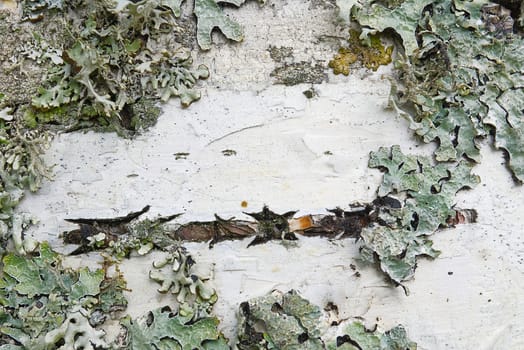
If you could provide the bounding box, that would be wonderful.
[329,30,393,76]
[329,48,358,75]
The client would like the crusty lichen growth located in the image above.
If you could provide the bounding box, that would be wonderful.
[329,29,393,75]
[271,61,327,86]
[268,45,294,63]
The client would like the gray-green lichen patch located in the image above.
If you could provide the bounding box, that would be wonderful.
[268,46,294,63]
[271,61,327,86]
[163,0,258,50]
[351,0,524,182]
[236,290,417,350]
[149,246,218,322]
[21,0,64,21]
[352,0,434,56]
[0,0,232,137]
[120,306,229,350]
[268,46,327,86]
[237,290,324,349]
[327,322,417,350]
[0,242,127,348]
[43,307,109,350]
[362,145,479,285]
[193,0,245,51]
[25,0,209,135]
[0,94,50,255]
[62,206,181,257]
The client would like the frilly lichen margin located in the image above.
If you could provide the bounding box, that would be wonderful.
[350,0,524,182]
[2,0,504,346]
[237,289,417,350]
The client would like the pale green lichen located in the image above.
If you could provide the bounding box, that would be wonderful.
[362,145,479,285]
[21,0,64,21]
[237,290,417,350]
[149,246,217,322]
[0,242,127,348]
[43,307,109,350]
[237,290,324,349]
[120,306,228,350]
[352,0,524,182]
[193,0,245,51]
[335,0,357,23]
[0,96,50,255]
[26,0,209,135]
[62,207,181,257]
[327,322,417,350]
[352,0,433,56]
[157,0,255,50]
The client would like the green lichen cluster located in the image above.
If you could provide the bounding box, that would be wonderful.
[0,240,226,350]
[330,0,524,285]
[21,0,63,21]
[106,215,182,259]
[2,0,260,135]
[352,0,524,182]
[329,29,393,75]
[0,242,127,349]
[120,306,229,350]
[362,146,479,285]
[61,210,224,346]
[0,95,49,256]
[237,290,417,350]
[25,0,209,135]
[237,290,324,349]
[61,206,182,257]
[149,246,218,323]
[327,322,417,350]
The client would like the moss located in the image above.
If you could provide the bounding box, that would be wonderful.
[23,105,69,129]
[329,29,393,75]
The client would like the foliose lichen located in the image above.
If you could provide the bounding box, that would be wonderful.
[0,94,49,256]
[236,290,417,350]
[24,0,209,135]
[362,145,479,286]
[61,206,181,257]
[0,242,127,348]
[351,0,524,182]
[120,306,229,350]
[149,246,218,323]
